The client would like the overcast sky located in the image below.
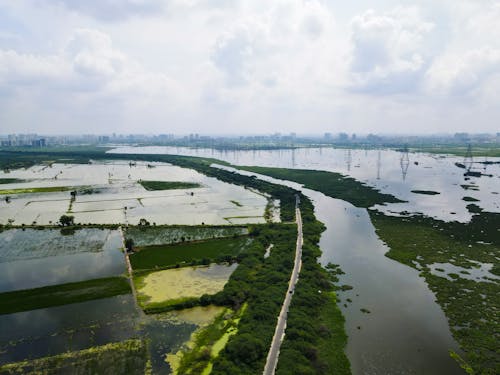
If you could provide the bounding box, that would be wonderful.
[1,0,499,135]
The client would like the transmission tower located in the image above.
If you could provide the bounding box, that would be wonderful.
[400,145,410,181]
[464,144,473,171]
[345,149,352,171]
[377,150,381,180]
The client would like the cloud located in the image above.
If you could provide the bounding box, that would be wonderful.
[425,47,500,96]
[66,29,126,77]
[49,0,165,21]
[210,0,336,89]
[348,7,434,94]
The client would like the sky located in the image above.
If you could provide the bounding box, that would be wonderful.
[0,0,499,135]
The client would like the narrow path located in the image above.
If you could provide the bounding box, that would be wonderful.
[118,226,142,313]
[263,201,303,375]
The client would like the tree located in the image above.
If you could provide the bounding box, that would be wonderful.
[59,215,74,226]
[138,218,150,226]
[125,238,134,252]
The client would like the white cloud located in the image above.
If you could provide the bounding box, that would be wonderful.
[50,0,165,21]
[425,47,500,96]
[348,7,434,94]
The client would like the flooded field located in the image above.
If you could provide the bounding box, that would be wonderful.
[0,161,268,226]
[125,225,248,248]
[0,294,139,364]
[136,264,237,305]
[0,228,125,292]
[110,146,499,223]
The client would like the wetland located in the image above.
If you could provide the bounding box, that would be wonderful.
[0,146,498,374]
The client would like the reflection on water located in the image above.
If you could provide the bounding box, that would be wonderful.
[0,229,126,292]
[0,295,139,364]
[312,193,464,374]
[0,161,267,226]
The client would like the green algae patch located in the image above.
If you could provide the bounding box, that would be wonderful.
[0,276,131,315]
[166,305,226,326]
[135,264,237,311]
[0,339,150,375]
[170,304,247,375]
[138,180,201,191]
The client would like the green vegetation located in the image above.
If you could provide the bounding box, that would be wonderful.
[0,339,150,375]
[0,178,25,184]
[130,237,253,271]
[237,166,403,208]
[0,185,89,195]
[230,200,242,207]
[461,184,479,191]
[175,306,246,374]
[125,225,248,248]
[0,276,131,315]
[369,210,500,374]
[138,180,202,191]
[59,214,75,226]
[275,197,351,375]
[463,196,480,202]
[411,190,440,195]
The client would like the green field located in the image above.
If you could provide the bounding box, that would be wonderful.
[130,236,254,271]
[0,276,131,315]
[237,166,403,208]
[0,339,150,375]
[138,180,202,191]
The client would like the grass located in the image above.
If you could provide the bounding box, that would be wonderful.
[0,276,131,315]
[0,185,89,195]
[411,190,440,195]
[0,339,150,375]
[237,166,403,208]
[369,210,500,375]
[130,236,253,271]
[230,200,242,207]
[138,180,202,191]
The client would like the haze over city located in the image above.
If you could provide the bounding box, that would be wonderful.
[1,0,500,135]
